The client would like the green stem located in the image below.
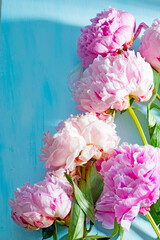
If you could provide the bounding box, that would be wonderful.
[86,222,93,233]
[127,106,148,145]
[53,221,58,240]
[84,217,87,238]
[127,106,160,239]
[156,93,160,102]
[80,166,88,238]
[147,213,160,239]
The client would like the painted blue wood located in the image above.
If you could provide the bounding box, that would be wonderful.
[1,0,160,239]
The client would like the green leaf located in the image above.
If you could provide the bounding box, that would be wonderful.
[149,123,160,148]
[119,225,124,240]
[67,197,85,240]
[147,70,160,141]
[86,163,104,204]
[152,68,160,94]
[150,198,160,228]
[147,68,160,236]
[42,224,54,239]
[65,173,95,223]
[148,110,157,138]
[79,178,87,195]
[147,68,160,135]
[110,219,119,238]
[150,102,160,111]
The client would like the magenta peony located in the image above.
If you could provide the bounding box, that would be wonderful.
[77,7,136,68]
[95,143,160,231]
[71,50,153,113]
[39,113,119,176]
[9,176,73,230]
[139,18,160,74]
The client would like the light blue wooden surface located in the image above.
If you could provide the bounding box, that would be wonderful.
[1,0,160,239]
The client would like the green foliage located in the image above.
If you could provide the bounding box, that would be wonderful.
[65,167,120,240]
[86,163,104,204]
[150,198,160,227]
[75,219,119,240]
[147,69,160,138]
[65,173,95,223]
[147,68,160,146]
[147,68,160,231]
[149,123,160,148]
[110,219,119,238]
[119,225,124,240]
[67,197,85,240]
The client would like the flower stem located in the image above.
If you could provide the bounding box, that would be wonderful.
[53,221,58,240]
[156,93,160,102]
[147,213,160,239]
[84,217,87,238]
[127,106,160,239]
[127,106,148,145]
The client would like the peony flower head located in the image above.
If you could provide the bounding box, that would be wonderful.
[77,7,136,68]
[9,176,73,230]
[139,18,160,74]
[95,143,160,231]
[39,113,119,176]
[71,50,153,113]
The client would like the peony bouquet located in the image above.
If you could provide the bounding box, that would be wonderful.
[9,7,160,240]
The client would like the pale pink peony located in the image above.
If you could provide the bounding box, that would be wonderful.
[9,176,73,230]
[71,50,153,113]
[39,113,119,176]
[95,143,160,231]
[77,7,136,68]
[139,18,160,74]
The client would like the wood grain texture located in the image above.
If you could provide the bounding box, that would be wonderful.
[1,0,160,239]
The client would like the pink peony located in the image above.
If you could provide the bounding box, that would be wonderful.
[77,7,136,68]
[95,143,160,231]
[71,50,153,113]
[139,18,160,74]
[39,113,119,176]
[9,176,73,230]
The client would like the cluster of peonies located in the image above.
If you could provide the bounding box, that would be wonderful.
[9,6,160,238]
[10,112,120,230]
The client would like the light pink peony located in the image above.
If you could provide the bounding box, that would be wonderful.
[77,7,136,68]
[39,113,119,176]
[139,18,160,74]
[71,50,153,113]
[9,176,73,230]
[95,143,160,231]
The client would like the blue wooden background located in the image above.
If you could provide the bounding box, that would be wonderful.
[1,0,160,239]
